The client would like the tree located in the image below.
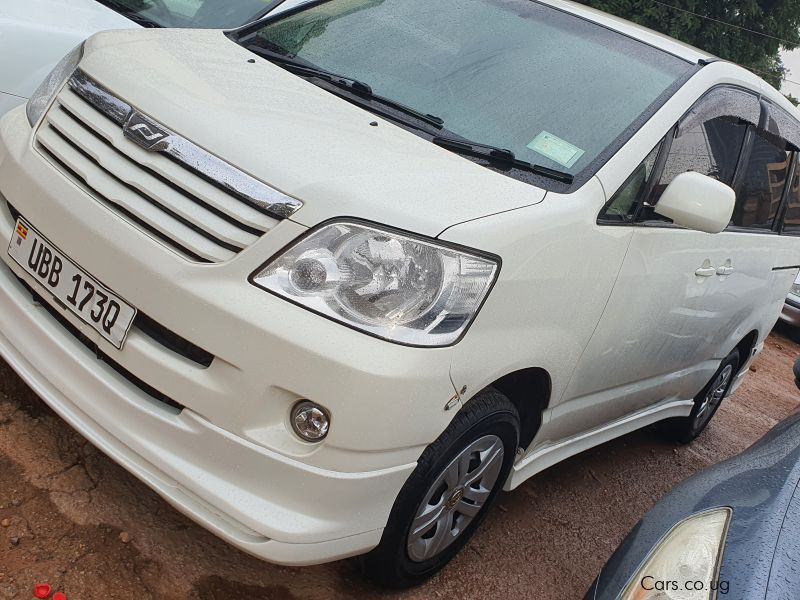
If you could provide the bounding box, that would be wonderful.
[573,0,800,90]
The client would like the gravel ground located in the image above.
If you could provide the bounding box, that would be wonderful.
[1,327,799,600]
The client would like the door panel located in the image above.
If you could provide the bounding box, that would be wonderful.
[544,85,767,444]
[549,228,733,441]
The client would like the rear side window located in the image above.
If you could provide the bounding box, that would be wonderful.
[782,164,800,234]
[765,101,800,235]
[731,130,790,229]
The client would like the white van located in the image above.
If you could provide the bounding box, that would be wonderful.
[0,0,798,588]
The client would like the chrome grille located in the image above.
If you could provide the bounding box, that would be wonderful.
[34,70,302,263]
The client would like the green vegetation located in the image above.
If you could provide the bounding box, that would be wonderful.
[574,0,800,91]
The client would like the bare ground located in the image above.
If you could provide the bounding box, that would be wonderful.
[1,328,799,600]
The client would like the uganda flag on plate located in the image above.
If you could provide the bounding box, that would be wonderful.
[15,221,28,240]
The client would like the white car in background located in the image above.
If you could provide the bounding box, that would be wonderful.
[780,272,800,330]
[0,0,309,116]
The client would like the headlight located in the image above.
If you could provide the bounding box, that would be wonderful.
[621,508,732,600]
[250,221,499,346]
[791,282,800,297]
[26,43,84,127]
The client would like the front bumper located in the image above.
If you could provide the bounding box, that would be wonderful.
[0,268,396,563]
[0,106,459,564]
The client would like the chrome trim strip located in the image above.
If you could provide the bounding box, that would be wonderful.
[69,70,129,126]
[67,70,303,220]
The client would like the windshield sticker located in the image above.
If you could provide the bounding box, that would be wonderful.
[527,132,585,169]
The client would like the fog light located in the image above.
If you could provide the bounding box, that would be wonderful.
[291,401,330,442]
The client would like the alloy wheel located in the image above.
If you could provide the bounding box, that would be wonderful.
[694,364,734,429]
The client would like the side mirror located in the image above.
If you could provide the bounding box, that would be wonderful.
[654,171,735,234]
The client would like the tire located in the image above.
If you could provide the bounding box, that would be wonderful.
[659,349,739,444]
[362,388,520,589]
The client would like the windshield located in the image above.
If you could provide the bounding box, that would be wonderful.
[241,0,692,180]
[98,0,273,28]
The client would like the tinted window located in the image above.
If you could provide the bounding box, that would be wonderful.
[782,160,800,234]
[601,143,661,222]
[646,88,757,209]
[654,117,747,198]
[639,116,746,224]
[246,0,692,179]
[732,131,790,229]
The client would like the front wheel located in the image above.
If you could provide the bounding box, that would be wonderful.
[363,389,519,589]
[659,349,739,443]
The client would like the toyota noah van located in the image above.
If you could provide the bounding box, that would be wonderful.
[0,0,798,588]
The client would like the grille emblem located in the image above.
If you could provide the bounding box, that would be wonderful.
[68,70,303,219]
[123,112,171,151]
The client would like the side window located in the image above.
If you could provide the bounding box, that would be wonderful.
[599,143,661,223]
[781,157,800,234]
[657,116,747,190]
[731,129,790,229]
[767,102,800,235]
[641,87,759,222]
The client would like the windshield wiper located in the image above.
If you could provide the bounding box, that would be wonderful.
[267,54,374,94]
[245,46,568,181]
[432,136,574,184]
[248,47,445,129]
[94,0,162,27]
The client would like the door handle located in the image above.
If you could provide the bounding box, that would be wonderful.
[695,266,716,277]
[716,266,734,276]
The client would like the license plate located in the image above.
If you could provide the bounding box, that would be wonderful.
[8,219,137,349]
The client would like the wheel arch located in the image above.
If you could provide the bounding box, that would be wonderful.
[478,367,551,451]
[731,329,759,373]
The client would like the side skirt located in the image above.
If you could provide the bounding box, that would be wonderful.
[504,398,693,490]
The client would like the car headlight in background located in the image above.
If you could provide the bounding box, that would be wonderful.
[26,43,85,127]
[251,221,499,346]
[790,282,800,297]
[621,508,732,600]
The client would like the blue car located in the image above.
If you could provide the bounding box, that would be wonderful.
[588,406,800,599]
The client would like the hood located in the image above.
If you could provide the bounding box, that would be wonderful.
[0,0,135,99]
[78,29,546,237]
